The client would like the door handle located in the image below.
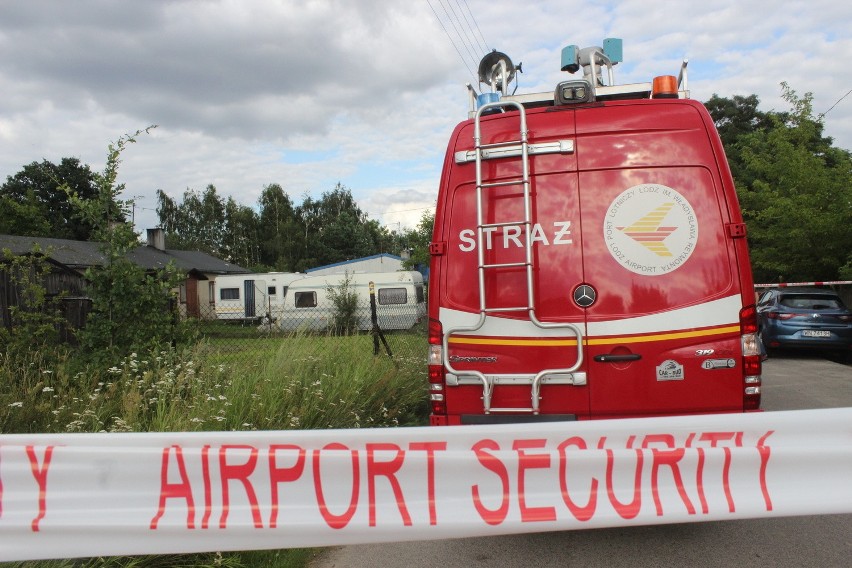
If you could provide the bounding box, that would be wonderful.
[594,353,642,363]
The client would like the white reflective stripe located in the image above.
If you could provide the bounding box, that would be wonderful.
[1,409,851,561]
[587,295,740,336]
[439,294,741,338]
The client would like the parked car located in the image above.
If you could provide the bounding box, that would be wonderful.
[756,288,852,357]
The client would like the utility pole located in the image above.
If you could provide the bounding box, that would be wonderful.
[131,195,144,231]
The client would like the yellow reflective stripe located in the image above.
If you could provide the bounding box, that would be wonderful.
[587,325,740,345]
[448,325,740,347]
[449,337,578,347]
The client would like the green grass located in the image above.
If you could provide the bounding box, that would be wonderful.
[0,330,429,567]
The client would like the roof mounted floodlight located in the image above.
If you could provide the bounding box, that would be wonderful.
[478,50,520,93]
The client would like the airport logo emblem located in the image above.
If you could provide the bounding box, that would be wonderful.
[604,184,698,276]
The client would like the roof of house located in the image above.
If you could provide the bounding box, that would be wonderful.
[126,247,249,275]
[0,234,104,269]
[305,253,403,273]
[0,234,250,275]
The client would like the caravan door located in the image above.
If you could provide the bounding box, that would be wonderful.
[243,279,267,320]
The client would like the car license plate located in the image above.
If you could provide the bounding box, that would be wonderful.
[803,330,831,337]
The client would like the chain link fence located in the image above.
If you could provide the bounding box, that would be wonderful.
[187,298,429,378]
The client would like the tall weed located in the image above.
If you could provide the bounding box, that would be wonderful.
[1,330,427,568]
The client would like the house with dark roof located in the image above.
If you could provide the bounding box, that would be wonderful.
[128,229,250,318]
[1,229,250,330]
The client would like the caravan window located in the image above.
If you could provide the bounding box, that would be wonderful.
[268,286,277,296]
[220,288,239,300]
[294,291,317,308]
[378,287,407,305]
[416,284,425,303]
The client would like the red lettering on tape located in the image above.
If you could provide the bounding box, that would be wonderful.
[557,436,598,522]
[513,439,556,523]
[150,445,195,530]
[642,434,696,516]
[26,445,55,532]
[757,431,774,511]
[313,443,360,529]
[268,444,306,529]
[219,445,262,529]
[367,443,411,527]
[471,439,509,525]
[409,442,447,526]
[698,432,743,513]
[599,436,643,519]
[201,445,213,529]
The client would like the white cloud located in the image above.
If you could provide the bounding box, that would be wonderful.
[1,0,851,235]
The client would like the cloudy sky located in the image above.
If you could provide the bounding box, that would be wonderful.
[1,0,850,234]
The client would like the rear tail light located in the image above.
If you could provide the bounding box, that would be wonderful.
[765,312,797,320]
[428,318,447,416]
[740,305,762,410]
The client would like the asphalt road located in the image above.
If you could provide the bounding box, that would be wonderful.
[311,353,851,568]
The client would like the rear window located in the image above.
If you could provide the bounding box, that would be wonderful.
[780,295,842,310]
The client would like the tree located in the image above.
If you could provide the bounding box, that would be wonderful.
[0,194,51,236]
[326,272,359,335]
[731,85,852,282]
[401,210,434,272]
[68,127,190,361]
[257,184,299,270]
[0,246,68,360]
[222,196,261,269]
[0,158,104,240]
[705,94,781,184]
[294,183,380,270]
[156,185,227,255]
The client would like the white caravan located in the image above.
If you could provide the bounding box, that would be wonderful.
[214,272,305,321]
[277,271,426,332]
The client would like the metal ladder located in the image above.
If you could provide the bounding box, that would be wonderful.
[474,100,536,318]
[443,100,584,415]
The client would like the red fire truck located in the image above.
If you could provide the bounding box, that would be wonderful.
[427,40,763,425]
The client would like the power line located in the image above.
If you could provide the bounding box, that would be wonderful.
[380,205,435,216]
[820,88,852,117]
[460,0,489,53]
[425,0,477,82]
[440,0,482,67]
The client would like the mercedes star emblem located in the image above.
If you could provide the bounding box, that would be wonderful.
[573,284,597,308]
